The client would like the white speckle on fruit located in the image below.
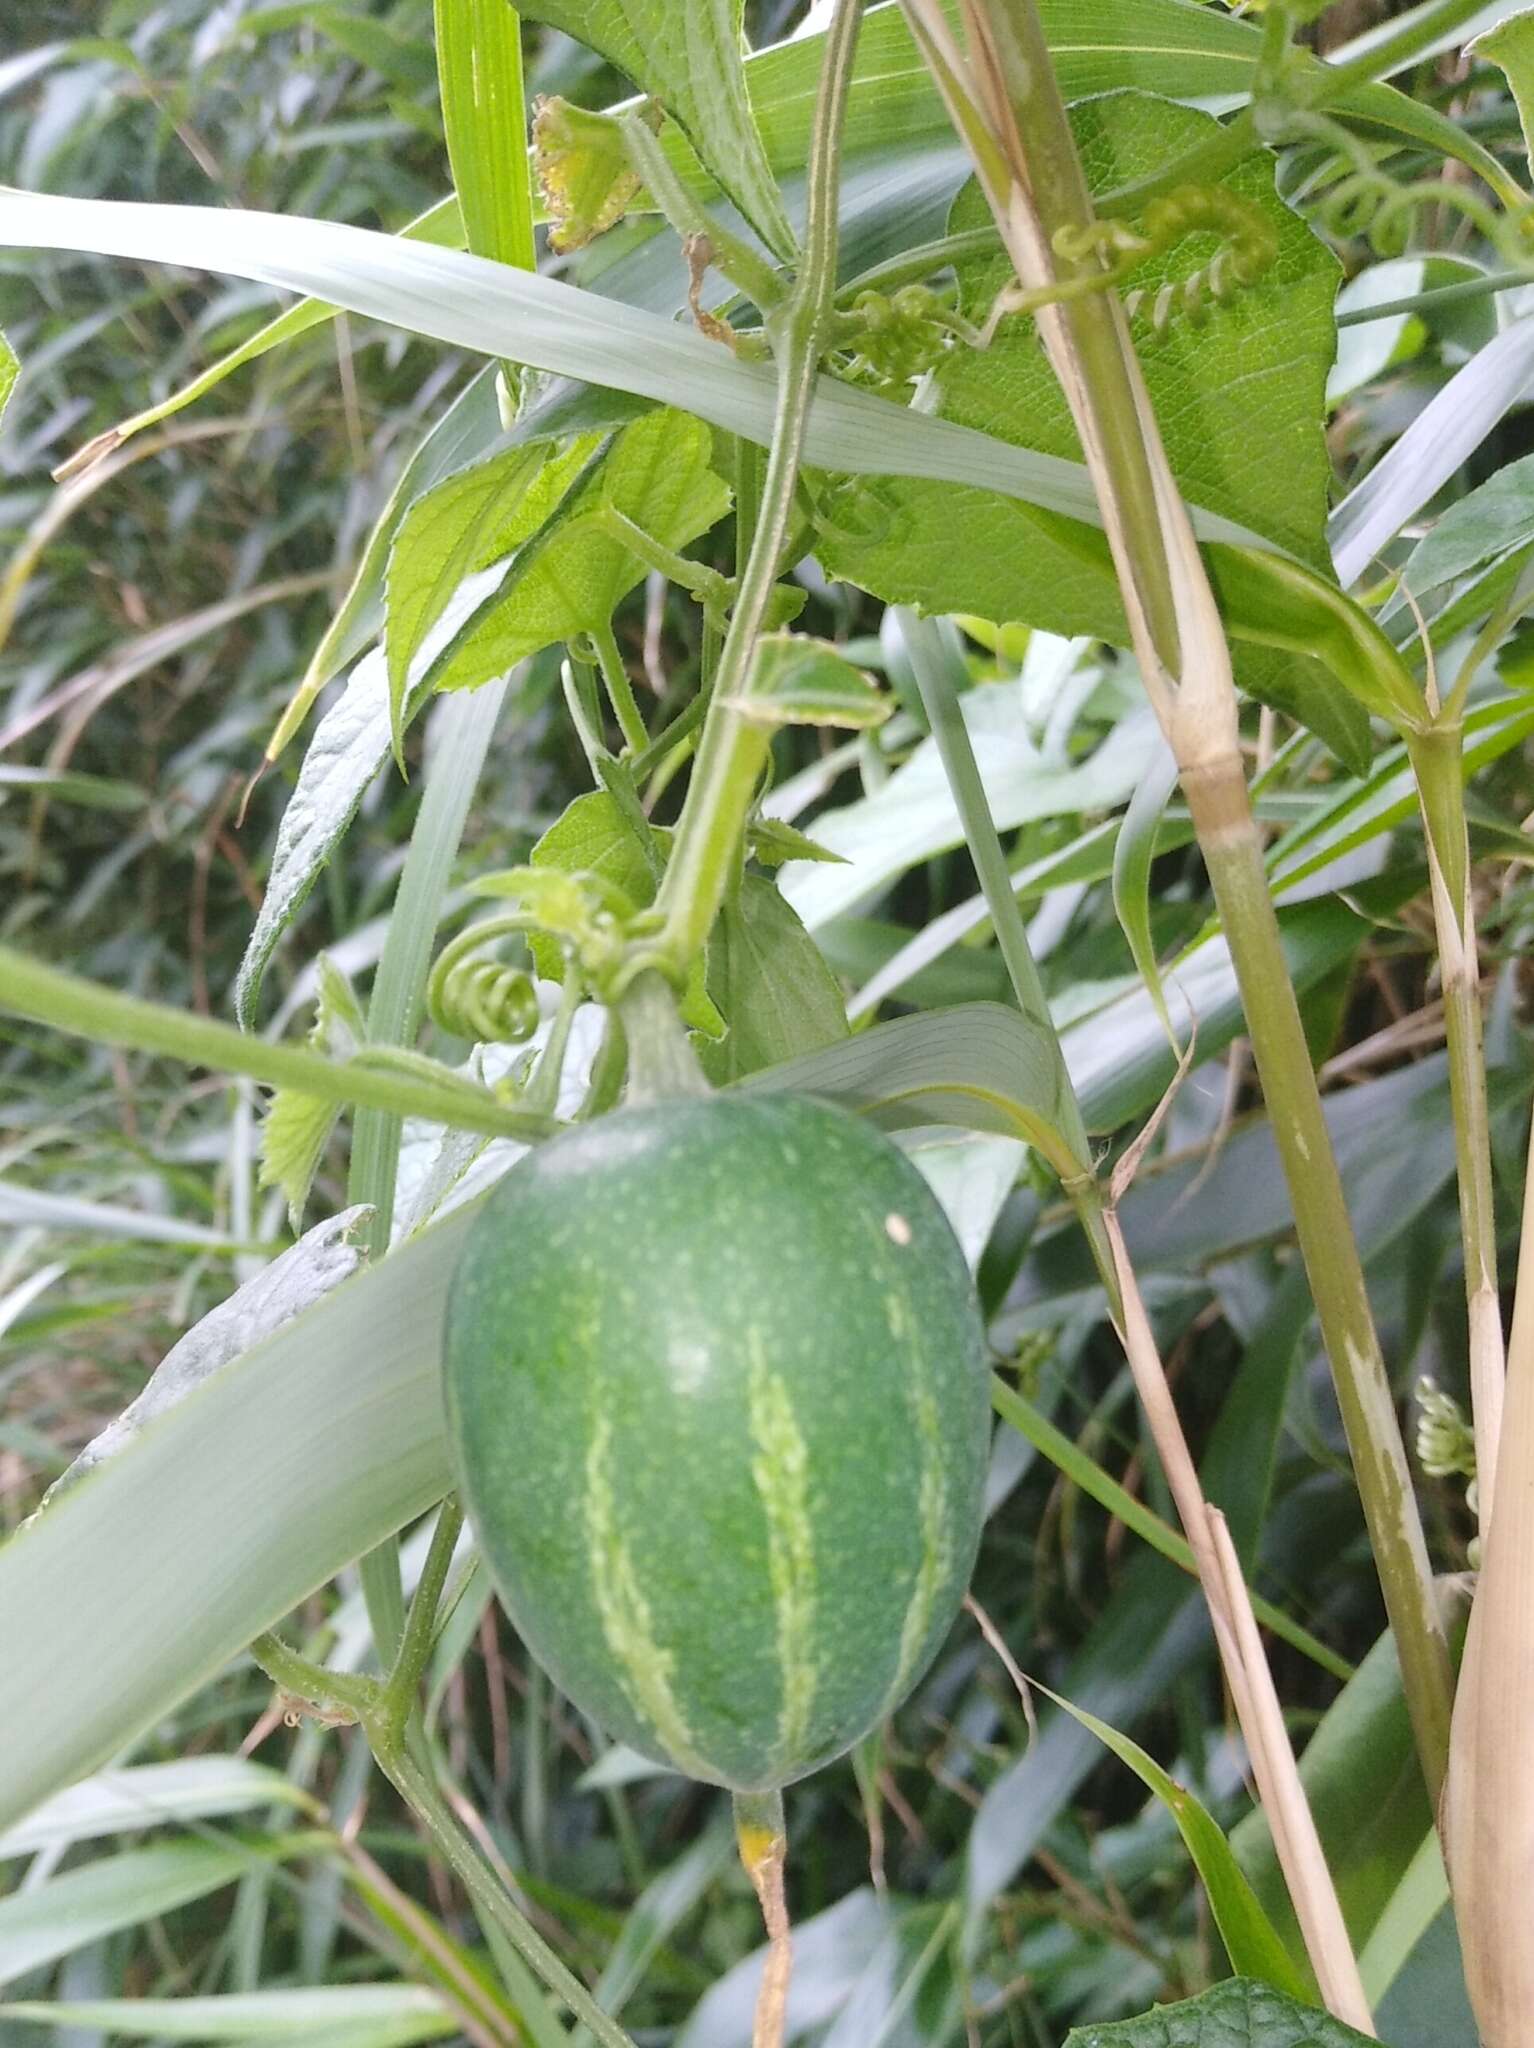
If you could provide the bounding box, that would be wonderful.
[885,1213,912,1246]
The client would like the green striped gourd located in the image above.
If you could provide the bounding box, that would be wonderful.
[443,1092,990,1792]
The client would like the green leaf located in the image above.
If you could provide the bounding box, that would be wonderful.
[1471,9,1534,162]
[0,186,1265,549]
[0,1836,307,1985]
[259,959,366,1226]
[0,328,15,426]
[1062,1979,1374,2046]
[271,367,505,760]
[731,633,891,729]
[979,97,1340,565]
[1111,737,1179,1042]
[0,1759,317,1859]
[514,0,794,259]
[435,0,535,270]
[0,763,146,811]
[520,791,719,1034]
[746,816,847,866]
[739,1002,1081,1179]
[699,877,849,1084]
[819,92,1338,641]
[425,410,730,694]
[1026,1682,1309,2002]
[3,1986,455,2043]
[1231,646,1375,780]
[385,434,597,750]
[1392,448,1534,605]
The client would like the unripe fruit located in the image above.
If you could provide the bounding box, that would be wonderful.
[444,1093,990,1791]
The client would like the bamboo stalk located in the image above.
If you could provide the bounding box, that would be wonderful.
[1407,727,1505,1528]
[1445,1099,1534,2047]
[902,0,1454,1803]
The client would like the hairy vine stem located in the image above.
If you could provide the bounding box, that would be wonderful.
[640,0,865,983]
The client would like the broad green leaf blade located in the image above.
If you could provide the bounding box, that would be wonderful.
[0,1760,316,1859]
[699,877,850,1085]
[4,1986,455,2042]
[425,412,729,694]
[1026,1680,1309,2001]
[270,365,504,760]
[1062,1978,1373,2046]
[0,1836,306,1984]
[435,0,535,269]
[1357,1829,1450,2006]
[515,0,794,258]
[0,186,1267,548]
[820,96,1338,647]
[0,329,17,425]
[732,634,891,729]
[386,435,595,746]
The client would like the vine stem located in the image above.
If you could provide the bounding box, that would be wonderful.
[644,0,865,981]
[734,1791,792,2048]
[252,1500,639,2048]
[910,0,1453,1806]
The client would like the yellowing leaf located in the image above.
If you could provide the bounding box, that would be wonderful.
[533,97,643,252]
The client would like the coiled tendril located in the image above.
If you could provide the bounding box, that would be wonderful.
[1051,183,1281,339]
[428,919,542,1046]
[1291,113,1534,264]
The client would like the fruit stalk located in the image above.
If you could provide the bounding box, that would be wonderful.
[734,1789,792,2048]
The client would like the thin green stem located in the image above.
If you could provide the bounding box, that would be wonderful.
[595,507,736,628]
[1336,269,1532,329]
[0,945,553,1144]
[619,111,786,314]
[378,1497,465,1742]
[562,656,609,781]
[892,609,1117,1288]
[380,1748,637,2048]
[644,0,866,980]
[588,621,649,755]
[249,1634,378,1721]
